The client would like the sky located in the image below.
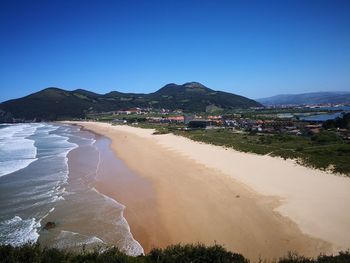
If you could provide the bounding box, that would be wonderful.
[0,0,349,102]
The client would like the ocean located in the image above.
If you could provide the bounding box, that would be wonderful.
[0,123,143,255]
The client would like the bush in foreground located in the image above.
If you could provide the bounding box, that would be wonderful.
[147,244,247,263]
[0,243,349,263]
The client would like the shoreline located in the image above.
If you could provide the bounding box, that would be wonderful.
[38,125,144,255]
[76,125,169,252]
[63,121,349,260]
[88,134,169,253]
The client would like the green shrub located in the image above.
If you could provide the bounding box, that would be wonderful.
[311,131,342,145]
[295,147,304,152]
[148,243,247,263]
[0,242,349,263]
[317,251,350,262]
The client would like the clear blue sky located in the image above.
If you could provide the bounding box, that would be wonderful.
[0,0,349,102]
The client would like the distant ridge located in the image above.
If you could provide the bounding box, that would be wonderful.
[257,91,350,106]
[0,82,262,122]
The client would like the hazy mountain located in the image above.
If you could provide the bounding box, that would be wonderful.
[0,82,262,122]
[257,91,350,106]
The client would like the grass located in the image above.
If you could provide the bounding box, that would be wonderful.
[1,243,349,263]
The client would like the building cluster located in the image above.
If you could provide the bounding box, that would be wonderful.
[147,116,185,123]
[114,107,183,115]
[112,112,326,136]
[106,106,349,139]
[184,116,327,135]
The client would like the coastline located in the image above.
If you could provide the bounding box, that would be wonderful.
[88,135,169,252]
[63,121,350,260]
[38,124,144,255]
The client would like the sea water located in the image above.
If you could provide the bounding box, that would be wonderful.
[0,123,143,255]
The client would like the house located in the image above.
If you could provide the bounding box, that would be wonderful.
[207,115,223,125]
[147,117,162,123]
[127,107,141,114]
[112,119,127,124]
[184,115,196,125]
[187,120,215,129]
[117,107,141,115]
[166,116,185,123]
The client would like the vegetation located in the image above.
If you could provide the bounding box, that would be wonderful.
[1,243,349,263]
[0,82,261,122]
[132,123,350,175]
[323,113,350,130]
[175,129,350,174]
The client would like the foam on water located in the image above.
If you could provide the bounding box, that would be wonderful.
[0,123,78,246]
[0,216,40,246]
[91,187,144,256]
[0,124,41,177]
[54,230,105,249]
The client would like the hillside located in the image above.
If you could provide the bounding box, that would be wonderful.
[0,82,262,122]
[257,91,350,106]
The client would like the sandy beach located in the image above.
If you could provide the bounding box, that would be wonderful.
[66,121,350,261]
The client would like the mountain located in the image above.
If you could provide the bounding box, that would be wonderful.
[257,91,350,106]
[148,82,261,112]
[0,82,262,122]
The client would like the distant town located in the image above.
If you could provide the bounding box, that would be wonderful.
[86,104,350,142]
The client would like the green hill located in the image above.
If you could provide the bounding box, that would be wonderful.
[0,82,262,122]
[149,82,261,112]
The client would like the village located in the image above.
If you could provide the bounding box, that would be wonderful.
[86,106,350,141]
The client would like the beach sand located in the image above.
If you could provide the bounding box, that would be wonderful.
[65,121,350,261]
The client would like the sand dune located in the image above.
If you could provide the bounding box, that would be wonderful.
[65,121,350,260]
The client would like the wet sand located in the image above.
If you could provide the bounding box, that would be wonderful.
[62,121,350,261]
[90,137,168,252]
[39,130,144,255]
